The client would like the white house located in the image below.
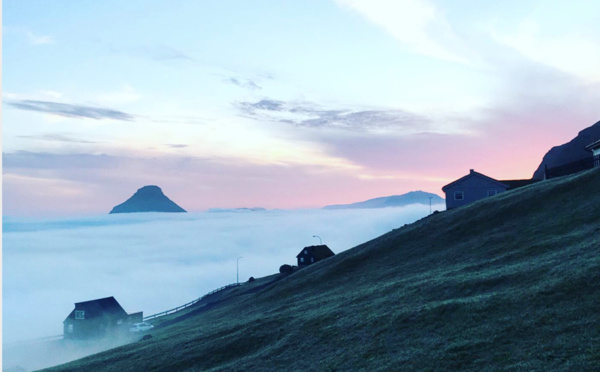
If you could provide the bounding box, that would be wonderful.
[585,139,600,167]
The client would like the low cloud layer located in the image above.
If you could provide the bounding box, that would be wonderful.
[8,100,135,121]
[3,206,442,350]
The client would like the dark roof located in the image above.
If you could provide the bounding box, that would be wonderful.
[498,179,541,190]
[442,170,508,192]
[64,296,128,322]
[585,138,600,151]
[296,245,335,259]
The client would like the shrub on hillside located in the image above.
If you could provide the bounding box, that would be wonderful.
[248,277,255,282]
[279,264,293,274]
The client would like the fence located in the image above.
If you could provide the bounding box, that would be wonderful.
[545,157,596,179]
[143,283,241,321]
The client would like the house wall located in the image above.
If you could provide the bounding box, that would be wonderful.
[128,312,143,324]
[64,315,129,340]
[592,149,600,167]
[297,249,317,266]
[444,177,507,210]
[64,318,108,339]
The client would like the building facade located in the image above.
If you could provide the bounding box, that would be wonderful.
[442,170,510,210]
[63,296,143,340]
[297,245,335,266]
[585,139,600,167]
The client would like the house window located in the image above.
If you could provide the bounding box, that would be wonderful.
[300,257,304,263]
[75,310,85,320]
[304,250,307,254]
[311,257,314,263]
[68,324,74,333]
[454,191,464,200]
[487,190,498,197]
[117,319,123,325]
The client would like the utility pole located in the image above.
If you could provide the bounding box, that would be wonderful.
[237,256,243,284]
[312,235,322,245]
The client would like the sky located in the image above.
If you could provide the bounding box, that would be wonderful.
[2,206,439,350]
[3,0,600,216]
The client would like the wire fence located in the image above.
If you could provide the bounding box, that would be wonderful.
[143,282,241,321]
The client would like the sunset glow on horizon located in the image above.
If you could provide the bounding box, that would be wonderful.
[3,0,600,216]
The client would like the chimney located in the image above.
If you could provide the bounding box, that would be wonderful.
[470,169,474,174]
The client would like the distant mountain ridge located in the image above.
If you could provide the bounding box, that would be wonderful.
[323,191,444,210]
[109,186,186,214]
[532,120,600,179]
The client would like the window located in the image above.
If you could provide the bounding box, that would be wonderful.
[487,190,498,197]
[117,319,123,325]
[454,191,464,200]
[68,324,74,333]
[300,257,304,263]
[75,310,85,320]
[311,257,314,263]
[304,250,307,254]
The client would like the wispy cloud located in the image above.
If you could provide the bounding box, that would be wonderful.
[145,45,194,61]
[488,16,600,82]
[17,134,98,144]
[227,77,262,90]
[237,98,429,132]
[26,31,54,45]
[7,100,135,121]
[96,85,141,105]
[335,0,477,65]
[167,144,188,149]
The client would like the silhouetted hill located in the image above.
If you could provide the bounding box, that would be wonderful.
[323,191,443,210]
[109,186,186,214]
[532,120,600,179]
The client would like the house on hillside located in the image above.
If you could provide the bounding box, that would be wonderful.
[297,245,335,266]
[63,296,143,340]
[585,139,600,167]
[442,169,540,210]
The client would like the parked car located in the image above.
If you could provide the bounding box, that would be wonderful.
[129,322,154,332]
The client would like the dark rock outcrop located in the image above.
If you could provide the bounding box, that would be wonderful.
[532,121,600,179]
[109,186,186,214]
[323,191,444,210]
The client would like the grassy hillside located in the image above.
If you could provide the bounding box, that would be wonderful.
[44,169,600,371]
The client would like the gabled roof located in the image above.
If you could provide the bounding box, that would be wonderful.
[296,245,335,259]
[64,296,128,322]
[585,138,600,151]
[442,170,509,192]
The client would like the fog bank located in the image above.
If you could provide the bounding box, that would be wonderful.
[3,205,442,348]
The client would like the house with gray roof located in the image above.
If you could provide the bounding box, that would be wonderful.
[442,170,508,210]
[442,170,540,210]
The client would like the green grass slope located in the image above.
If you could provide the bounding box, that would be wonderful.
[44,170,600,372]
